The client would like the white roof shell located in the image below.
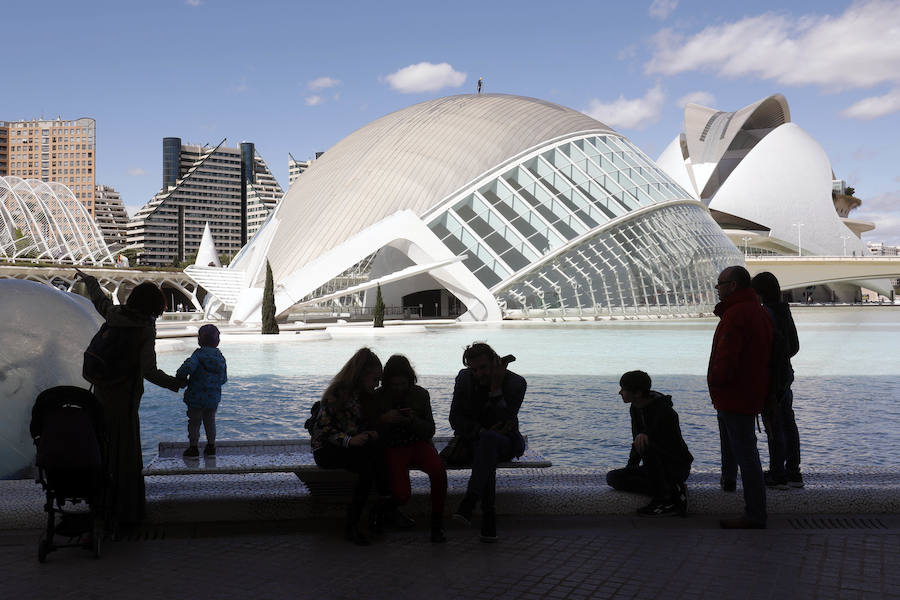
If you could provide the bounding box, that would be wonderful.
[259,94,613,287]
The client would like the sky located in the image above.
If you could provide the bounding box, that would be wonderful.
[3,0,899,243]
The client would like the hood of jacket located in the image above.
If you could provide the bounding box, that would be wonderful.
[104,305,154,329]
[194,347,226,374]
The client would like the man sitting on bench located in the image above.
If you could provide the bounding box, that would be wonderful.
[450,343,525,542]
[606,370,692,517]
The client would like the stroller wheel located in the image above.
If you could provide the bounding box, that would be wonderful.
[38,534,50,563]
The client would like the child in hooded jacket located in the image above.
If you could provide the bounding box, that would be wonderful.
[177,324,227,458]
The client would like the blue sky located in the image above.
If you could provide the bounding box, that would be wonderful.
[4,0,899,242]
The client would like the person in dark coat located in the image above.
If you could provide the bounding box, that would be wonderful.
[369,354,448,543]
[75,269,182,532]
[709,265,773,529]
[606,370,693,517]
[309,347,385,546]
[751,271,802,489]
[450,342,525,543]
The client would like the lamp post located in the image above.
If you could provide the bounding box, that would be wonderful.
[741,236,752,258]
[841,234,851,257]
[792,223,805,257]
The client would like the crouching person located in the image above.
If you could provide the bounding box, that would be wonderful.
[606,370,693,517]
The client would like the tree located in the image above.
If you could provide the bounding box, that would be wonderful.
[373,284,385,328]
[262,259,279,335]
[845,186,856,197]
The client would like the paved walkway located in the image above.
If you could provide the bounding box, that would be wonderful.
[2,515,899,599]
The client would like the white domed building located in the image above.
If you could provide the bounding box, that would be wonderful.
[656,94,884,299]
[190,94,743,322]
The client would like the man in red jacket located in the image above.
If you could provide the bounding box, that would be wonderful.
[708,265,773,529]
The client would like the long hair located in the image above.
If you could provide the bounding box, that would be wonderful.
[383,354,417,385]
[322,347,382,403]
[751,271,782,304]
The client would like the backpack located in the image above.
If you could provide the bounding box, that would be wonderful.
[303,401,321,434]
[82,323,137,386]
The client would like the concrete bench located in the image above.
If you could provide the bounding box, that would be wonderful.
[144,436,551,497]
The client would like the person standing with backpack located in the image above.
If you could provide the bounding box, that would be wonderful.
[75,268,183,534]
[751,271,802,490]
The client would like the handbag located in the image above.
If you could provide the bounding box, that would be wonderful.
[439,434,474,466]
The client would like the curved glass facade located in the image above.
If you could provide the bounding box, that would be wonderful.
[0,176,113,264]
[426,134,742,316]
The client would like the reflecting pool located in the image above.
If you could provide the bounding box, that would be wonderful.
[142,307,900,471]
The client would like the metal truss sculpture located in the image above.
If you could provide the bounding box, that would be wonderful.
[0,176,114,265]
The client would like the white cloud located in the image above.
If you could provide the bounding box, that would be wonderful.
[230,77,249,94]
[127,168,146,176]
[858,190,900,244]
[676,91,716,109]
[584,84,665,130]
[185,0,201,6]
[646,1,900,96]
[308,76,340,90]
[384,62,466,94]
[649,0,678,20]
[841,88,900,119]
[305,95,324,106]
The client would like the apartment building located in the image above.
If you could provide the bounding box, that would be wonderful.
[94,184,129,248]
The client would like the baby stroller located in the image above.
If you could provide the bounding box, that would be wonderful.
[30,386,107,562]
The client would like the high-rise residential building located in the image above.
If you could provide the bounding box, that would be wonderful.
[127,138,283,267]
[94,184,128,248]
[288,154,310,186]
[0,117,97,215]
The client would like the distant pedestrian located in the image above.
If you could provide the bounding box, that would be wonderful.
[751,271,802,489]
[477,77,483,94]
[709,265,773,529]
[606,370,692,517]
[450,343,525,542]
[176,324,227,458]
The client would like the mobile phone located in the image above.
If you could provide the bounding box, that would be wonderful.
[500,354,516,365]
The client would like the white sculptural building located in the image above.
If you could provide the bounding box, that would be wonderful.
[189,94,744,323]
[656,94,883,299]
[0,176,114,265]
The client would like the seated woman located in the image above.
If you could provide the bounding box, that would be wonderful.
[371,355,448,543]
[309,347,383,546]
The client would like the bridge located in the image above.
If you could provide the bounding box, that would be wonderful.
[0,264,205,310]
[745,256,900,293]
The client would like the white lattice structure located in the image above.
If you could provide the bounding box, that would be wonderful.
[0,176,114,265]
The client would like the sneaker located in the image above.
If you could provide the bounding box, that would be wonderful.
[637,499,679,517]
[203,444,216,457]
[787,473,804,488]
[452,493,477,526]
[764,471,789,490]
[479,511,498,543]
[720,478,736,492]
[675,483,688,517]
[182,446,199,458]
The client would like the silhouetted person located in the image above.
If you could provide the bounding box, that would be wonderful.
[309,347,384,546]
[606,370,692,517]
[370,355,448,542]
[709,265,773,529]
[450,342,525,542]
[477,77,483,94]
[752,271,802,489]
[176,324,227,458]
[75,268,182,533]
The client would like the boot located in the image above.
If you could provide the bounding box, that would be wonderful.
[480,510,498,543]
[452,492,478,526]
[430,513,446,543]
